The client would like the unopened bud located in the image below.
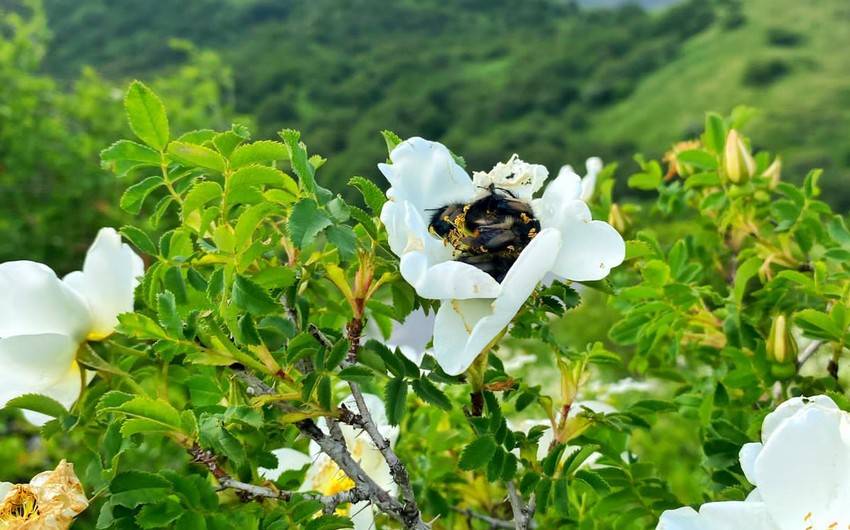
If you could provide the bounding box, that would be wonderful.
[558,359,578,405]
[724,129,756,184]
[608,203,627,234]
[767,315,797,364]
[762,157,782,188]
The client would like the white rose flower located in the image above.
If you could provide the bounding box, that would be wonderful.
[379,138,625,375]
[0,228,144,424]
[262,393,398,530]
[657,395,850,530]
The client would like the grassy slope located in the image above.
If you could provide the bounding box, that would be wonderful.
[585,0,850,204]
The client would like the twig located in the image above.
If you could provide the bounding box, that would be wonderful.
[796,339,824,370]
[189,443,365,511]
[231,366,430,529]
[309,323,335,350]
[340,313,424,522]
[453,507,516,529]
[506,482,535,530]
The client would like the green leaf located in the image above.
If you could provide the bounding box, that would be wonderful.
[574,469,612,494]
[120,176,164,214]
[110,470,171,508]
[230,165,297,201]
[326,339,350,368]
[6,394,68,419]
[303,514,354,530]
[233,202,282,253]
[212,130,245,158]
[628,170,661,190]
[137,498,184,529]
[230,140,289,169]
[117,313,170,340]
[102,140,162,176]
[384,377,407,426]
[348,176,386,215]
[327,225,358,262]
[186,375,223,407]
[625,240,654,261]
[157,291,182,336]
[366,339,404,377]
[288,199,332,248]
[280,129,317,194]
[102,396,183,432]
[120,226,157,256]
[125,81,169,151]
[459,435,497,471]
[411,379,451,411]
[733,257,762,304]
[675,149,717,169]
[232,274,280,315]
[381,130,402,153]
[704,112,726,153]
[795,309,843,341]
[182,181,223,219]
[337,366,374,385]
[168,141,226,172]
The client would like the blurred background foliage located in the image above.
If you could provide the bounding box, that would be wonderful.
[2,0,849,269]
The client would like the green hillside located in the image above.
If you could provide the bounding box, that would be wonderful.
[584,0,850,205]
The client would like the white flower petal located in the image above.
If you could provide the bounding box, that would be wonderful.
[0,261,91,341]
[580,157,603,203]
[738,442,762,486]
[379,201,410,258]
[63,228,144,340]
[471,155,548,201]
[22,362,83,426]
[433,228,561,375]
[657,502,779,530]
[349,500,376,530]
[0,334,80,406]
[401,254,502,300]
[259,448,313,481]
[760,395,837,443]
[753,402,850,530]
[379,137,474,222]
[537,167,582,211]
[542,201,625,281]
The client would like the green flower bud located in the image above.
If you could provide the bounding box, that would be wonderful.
[767,314,797,364]
[724,129,756,184]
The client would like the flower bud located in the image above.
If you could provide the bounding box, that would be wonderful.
[724,129,756,184]
[767,315,797,364]
[608,203,627,234]
[558,359,578,405]
[762,156,782,188]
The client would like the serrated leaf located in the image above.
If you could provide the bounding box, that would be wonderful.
[102,139,162,164]
[136,498,184,529]
[348,176,386,215]
[182,181,223,219]
[233,202,282,253]
[168,141,226,172]
[230,140,289,169]
[326,339,350,368]
[459,435,497,471]
[337,366,374,384]
[117,313,170,340]
[120,226,157,256]
[232,274,280,315]
[326,225,358,262]
[411,379,451,410]
[125,81,169,151]
[6,394,68,419]
[102,396,183,431]
[280,129,317,194]
[381,130,402,153]
[157,291,182,336]
[230,165,297,203]
[675,149,717,169]
[288,199,331,248]
[384,377,407,426]
[303,514,354,530]
[120,175,164,214]
[366,339,404,377]
[110,470,171,508]
[795,309,843,341]
[574,469,612,494]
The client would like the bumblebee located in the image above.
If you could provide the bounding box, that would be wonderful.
[428,185,541,282]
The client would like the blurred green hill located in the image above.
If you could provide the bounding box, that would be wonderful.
[2,0,849,267]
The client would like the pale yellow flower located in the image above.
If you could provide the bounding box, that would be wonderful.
[0,460,88,530]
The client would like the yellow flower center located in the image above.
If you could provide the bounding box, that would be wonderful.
[0,485,40,525]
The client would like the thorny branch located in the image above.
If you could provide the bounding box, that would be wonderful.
[188,443,367,513]
[506,481,536,530]
[230,366,430,529]
[453,507,517,529]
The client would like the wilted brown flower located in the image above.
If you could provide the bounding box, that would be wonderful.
[0,461,88,529]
